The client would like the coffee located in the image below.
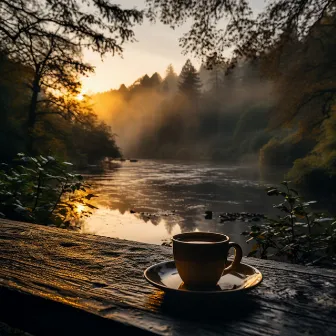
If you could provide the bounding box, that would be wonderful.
[172,232,242,287]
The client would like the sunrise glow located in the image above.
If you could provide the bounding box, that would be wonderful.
[76,204,85,214]
[76,93,85,101]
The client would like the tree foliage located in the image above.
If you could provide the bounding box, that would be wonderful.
[0,54,121,166]
[0,0,143,55]
[178,59,202,101]
[146,0,335,64]
[162,64,178,93]
[146,0,336,133]
[0,0,144,153]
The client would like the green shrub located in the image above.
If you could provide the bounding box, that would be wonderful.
[0,153,96,229]
[243,182,336,267]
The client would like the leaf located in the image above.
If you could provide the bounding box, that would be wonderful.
[303,201,317,206]
[295,222,307,227]
[267,188,279,196]
[85,193,97,200]
[315,218,334,223]
[251,225,261,231]
[274,203,290,213]
[286,196,296,204]
[247,250,258,257]
[85,203,98,209]
[289,188,299,195]
[63,162,73,166]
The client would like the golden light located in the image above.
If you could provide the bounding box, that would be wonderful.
[76,93,85,101]
[76,204,85,214]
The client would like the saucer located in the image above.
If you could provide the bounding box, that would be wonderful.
[144,260,262,295]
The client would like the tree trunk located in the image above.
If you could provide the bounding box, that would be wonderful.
[27,73,40,154]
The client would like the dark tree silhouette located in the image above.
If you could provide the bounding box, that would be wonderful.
[150,72,162,88]
[267,14,336,131]
[0,1,143,56]
[178,59,202,101]
[0,0,144,153]
[2,30,93,152]
[207,64,226,95]
[162,64,178,93]
[146,0,335,64]
[147,0,336,134]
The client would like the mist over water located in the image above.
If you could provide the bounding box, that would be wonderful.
[92,61,275,162]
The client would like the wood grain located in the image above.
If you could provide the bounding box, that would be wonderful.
[0,219,335,335]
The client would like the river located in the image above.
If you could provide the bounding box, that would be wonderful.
[80,160,286,255]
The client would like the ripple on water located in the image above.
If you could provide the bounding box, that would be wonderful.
[82,160,278,249]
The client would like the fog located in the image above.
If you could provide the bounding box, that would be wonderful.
[91,60,275,162]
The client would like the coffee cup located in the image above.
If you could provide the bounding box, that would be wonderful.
[172,232,242,287]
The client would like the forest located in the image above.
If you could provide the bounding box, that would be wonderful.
[92,10,336,196]
[0,1,334,197]
[0,50,121,168]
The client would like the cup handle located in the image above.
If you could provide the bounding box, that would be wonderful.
[223,242,243,274]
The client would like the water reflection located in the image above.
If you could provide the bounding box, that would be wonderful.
[80,160,282,252]
[81,208,181,243]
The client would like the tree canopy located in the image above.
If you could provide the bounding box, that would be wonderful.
[0,0,143,55]
[146,0,335,64]
[0,0,144,153]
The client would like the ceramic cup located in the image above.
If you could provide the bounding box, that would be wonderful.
[172,232,243,287]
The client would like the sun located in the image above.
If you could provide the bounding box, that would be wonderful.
[76,204,85,213]
[76,93,85,101]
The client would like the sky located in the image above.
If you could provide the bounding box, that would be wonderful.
[81,0,266,94]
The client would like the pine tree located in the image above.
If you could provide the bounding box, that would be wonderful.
[178,60,202,100]
[208,65,225,94]
[140,74,151,88]
[150,72,162,87]
[162,64,178,93]
[118,84,128,94]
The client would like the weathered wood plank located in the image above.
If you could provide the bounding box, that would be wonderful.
[0,219,336,336]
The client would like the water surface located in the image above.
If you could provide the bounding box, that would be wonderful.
[81,160,281,255]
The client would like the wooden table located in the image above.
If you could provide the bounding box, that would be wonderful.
[0,219,335,335]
